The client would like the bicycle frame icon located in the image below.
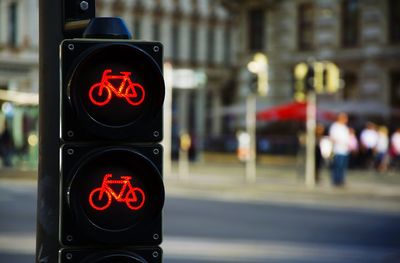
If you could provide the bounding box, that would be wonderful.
[89,173,145,211]
[88,69,145,107]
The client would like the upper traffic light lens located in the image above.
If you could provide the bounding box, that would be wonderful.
[88,69,146,107]
[68,43,164,129]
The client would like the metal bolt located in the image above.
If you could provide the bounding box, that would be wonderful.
[153,233,160,240]
[67,44,74,51]
[153,46,160,52]
[152,251,159,258]
[153,148,160,155]
[66,253,73,260]
[153,131,160,138]
[66,235,73,242]
[80,1,89,11]
[67,130,74,137]
[67,149,74,155]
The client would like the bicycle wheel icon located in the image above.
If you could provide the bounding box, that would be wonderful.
[125,187,145,210]
[89,188,112,211]
[89,83,112,106]
[125,83,145,106]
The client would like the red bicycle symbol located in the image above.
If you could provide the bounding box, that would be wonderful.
[89,173,145,211]
[88,69,145,107]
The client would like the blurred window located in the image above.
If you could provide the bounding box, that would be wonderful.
[189,23,198,63]
[390,71,400,108]
[8,2,18,48]
[224,26,231,65]
[341,0,360,48]
[389,0,400,44]
[342,71,358,100]
[172,22,180,61]
[298,3,314,51]
[133,18,141,39]
[248,9,265,51]
[207,23,215,65]
[152,6,163,41]
[153,22,160,41]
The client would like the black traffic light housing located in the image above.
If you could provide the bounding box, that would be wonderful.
[59,247,162,263]
[60,144,164,246]
[59,16,165,262]
[60,39,164,141]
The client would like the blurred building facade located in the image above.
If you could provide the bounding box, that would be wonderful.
[0,0,39,167]
[223,0,400,130]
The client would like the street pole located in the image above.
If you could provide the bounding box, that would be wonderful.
[36,0,63,261]
[37,1,94,261]
[305,90,316,188]
[163,62,173,178]
[177,89,190,180]
[246,93,257,183]
[178,133,190,180]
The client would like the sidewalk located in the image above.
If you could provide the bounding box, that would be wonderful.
[1,161,400,213]
[166,161,400,213]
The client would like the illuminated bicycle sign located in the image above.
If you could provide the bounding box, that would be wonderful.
[89,173,145,211]
[89,69,145,107]
[60,146,164,245]
[61,41,165,140]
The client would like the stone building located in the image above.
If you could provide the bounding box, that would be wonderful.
[223,0,400,129]
[0,0,38,101]
[0,0,39,167]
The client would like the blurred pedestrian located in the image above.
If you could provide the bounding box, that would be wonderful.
[360,122,378,169]
[0,120,14,167]
[348,128,359,169]
[374,126,389,173]
[329,113,350,186]
[390,128,400,170]
[315,123,325,183]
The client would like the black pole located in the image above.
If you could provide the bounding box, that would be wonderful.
[36,0,63,262]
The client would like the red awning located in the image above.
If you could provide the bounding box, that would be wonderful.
[256,101,336,122]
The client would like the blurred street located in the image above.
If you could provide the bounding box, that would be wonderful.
[1,162,400,263]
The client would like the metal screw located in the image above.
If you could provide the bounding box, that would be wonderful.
[67,149,74,155]
[153,233,160,240]
[153,46,160,52]
[66,253,73,260]
[66,235,73,242]
[153,148,160,155]
[80,1,89,11]
[153,131,160,138]
[152,251,159,258]
[67,44,74,51]
[67,130,74,137]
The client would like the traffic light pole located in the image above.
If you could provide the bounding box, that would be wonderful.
[305,90,317,188]
[245,93,257,183]
[36,0,64,262]
[37,1,95,261]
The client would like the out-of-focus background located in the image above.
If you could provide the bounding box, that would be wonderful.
[1,0,400,262]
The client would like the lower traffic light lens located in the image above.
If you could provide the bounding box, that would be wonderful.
[91,255,145,263]
[68,147,164,235]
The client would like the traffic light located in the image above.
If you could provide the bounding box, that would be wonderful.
[59,38,165,261]
[294,61,340,101]
[247,53,268,96]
